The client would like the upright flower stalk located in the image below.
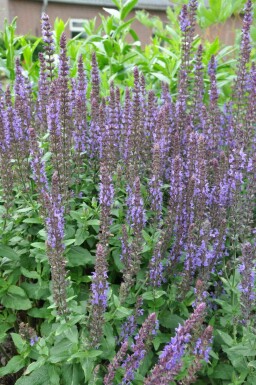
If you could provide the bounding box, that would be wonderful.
[120,177,146,300]
[44,172,68,316]
[121,313,158,385]
[144,303,206,385]
[88,243,109,346]
[238,242,256,324]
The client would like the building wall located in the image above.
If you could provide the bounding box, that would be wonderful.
[0,0,10,31]
[8,0,168,45]
[8,0,242,46]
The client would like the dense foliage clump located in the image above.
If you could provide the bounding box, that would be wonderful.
[0,1,255,384]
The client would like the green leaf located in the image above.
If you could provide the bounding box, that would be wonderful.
[115,306,133,319]
[228,345,256,357]
[248,360,256,369]
[68,350,102,361]
[31,242,46,251]
[24,358,46,375]
[216,330,234,347]
[211,363,234,380]
[64,325,78,344]
[69,210,84,223]
[63,239,76,246]
[23,218,42,224]
[86,219,100,226]
[159,312,184,329]
[103,8,121,19]
[121,0,138,20]
[11,333,26,352]
[49,338,74,363]
[21,267,40,279]
[1,285,32,310]
[0,355,26,376]
[28,307,51,319]
[17,207,33,213]
[81,359,95,383]
[142,290,166,301]
[66,246,94,267]
[61,363,84,385]
[15,366,50,385]
[75,227,89,246]
[0,245,19,261]
[151,72,170,85]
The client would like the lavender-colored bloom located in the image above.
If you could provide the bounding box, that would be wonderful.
[28,127,49,212]
[238,242,256,323]
[120,177,146,300]
[119,297,144,343]
[149,240,166,287]
[44,172,67,316]
[89,243,109,346]
[99,162,114,245]
[149,143,163,219]
[127,177,146,230]
[122,313,158,385]
[104,341,129,385]
[179,5,190,32]
[30,336,39,346]
[59,33,69,78]
[41,13,55,80]
[145,303,206,385]
[182,325,213,385]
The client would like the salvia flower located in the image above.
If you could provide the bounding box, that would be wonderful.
[149,239,166,287]
[122,313,158,385]
[145,303,206,385]
[44,172,67,316]
[89,243,109,346]
[104,340,129,385]
[182,325,213,385]
[41,13,55,80]
[238,242,256,324]
[119,297,144,343]
[179,5,190,32]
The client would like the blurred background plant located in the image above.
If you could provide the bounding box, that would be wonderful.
[0,0,255,94]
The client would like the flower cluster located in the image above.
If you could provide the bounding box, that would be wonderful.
[89,243,109,346]
[144,303,207,385]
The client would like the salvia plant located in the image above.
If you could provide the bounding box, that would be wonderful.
[0,1,255,384]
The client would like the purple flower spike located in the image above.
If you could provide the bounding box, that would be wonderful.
[89,243,109,347]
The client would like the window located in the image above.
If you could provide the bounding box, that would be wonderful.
[69,19,87,39]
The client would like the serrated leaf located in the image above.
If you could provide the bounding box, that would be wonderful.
[216,330,234,347]
[1,285,32,310]
[11,333,26,352]
[63,239,75,246]
[211,363,234,380]
[0,245,19,261]
[81,359,95,383]
[49,338,74,363]
[23,218,42,224]
[66,246,94,267]
[21,267,40,279]
[31,242,46,251]
[24,359,45,375]
[142,290,166,301]
[115,306,133,319]
[0,355,26,376]
[15,366,50,385]
[86,219,100,226]
[159,312,184,329]
[68,350,102,361]
[75,227,89,246]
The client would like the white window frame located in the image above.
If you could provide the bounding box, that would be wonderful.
[69,18,87,34]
